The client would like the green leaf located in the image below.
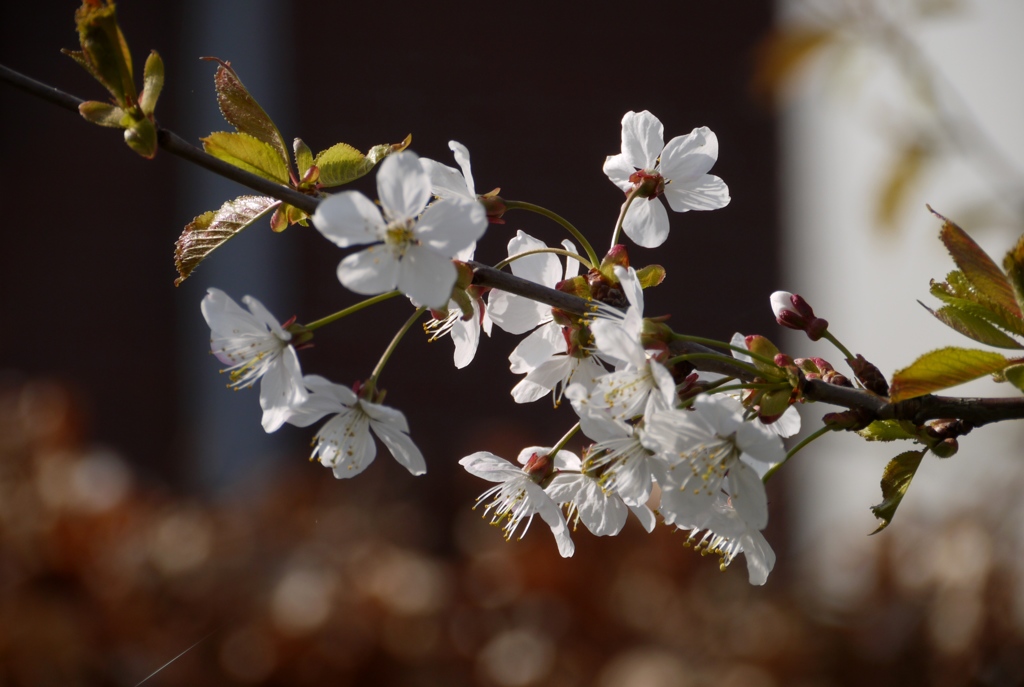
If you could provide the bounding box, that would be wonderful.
[312,135,412,188]
[174,196,280,285]
[1004,233,1024,313]
[293,138,314,178]
[69,0,136,106]
[930,275,1024,337]
[920,302,1023,349]
[140,50,164,116]
[203,58,290,173]
[78,101,126,128]
[1003,363,1024,392]
[313,142,370,187]
[636,264,666,289]
[889,346,1009,402]
[124,118,157,159]
[870,449,925,534]
[857,419,918,442]
[934,207,1022,319]
[201,132,290,184]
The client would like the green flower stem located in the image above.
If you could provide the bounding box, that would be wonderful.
[504,200,599,267]
[549,422,581,457]
[303,291,401,331]
[368,306,427,387]
[494,247,594,272]
[609,187,641,249]
[822,330,856,364]
[666,353,765,379]
[671,333,779,369]
[693,376,735,392]
[762,425,833,483]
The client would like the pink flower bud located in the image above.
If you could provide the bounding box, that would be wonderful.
[770,291,829,341]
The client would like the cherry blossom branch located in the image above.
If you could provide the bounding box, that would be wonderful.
[7,63,1023,431]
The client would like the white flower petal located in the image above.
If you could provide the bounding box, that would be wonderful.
[508,230,563,284]
[488,290,552,335]
[622,197,670,248]
[358,399,411,433]
[602,153,637,192]
[449,140,476,197]
[663,174,730,212]
[377,151,431,221]
[240,295,290,340]
[509,322,563,374]
[337,246,400,296]
[613,266,644,318]
[727,462,769,530]
[415,195,487,256]
[372,419,426,476]
[591,319,647,369]
[396,245,457,309]
[311,191,385,248]
[316,410,376,478]
[620,110,664,170]
[284,375,351,428]
[202,289,277,356]
[459,451,522,482]
[730,332,753,364]
[258,346,307,432]
[576,479,628,536]
[629,504,657,533]
[419,158,472,200]
[510,378,554,404]
[451,311,481,369]
[738,529,776,586]
[658,126,719,181]
[770,406,802,438]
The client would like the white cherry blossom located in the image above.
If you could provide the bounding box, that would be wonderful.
[544,449,655,537]
[419,140,478,201]
[489,230,579,335]
[589,266,675,420]
[312,151,487,309]
[565,383,664,509]
[603,110,730,248]
[284,375,425,479]
[422,245,493,369]
[643,394,784,532]
[676,495,777,586]
[460,448,575,557]
[201,288,306,433]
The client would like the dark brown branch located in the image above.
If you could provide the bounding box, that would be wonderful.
[6,62,1024,430]
[0,63,318,214]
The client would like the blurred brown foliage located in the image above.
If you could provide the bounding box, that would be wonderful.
[1,375,1023,686]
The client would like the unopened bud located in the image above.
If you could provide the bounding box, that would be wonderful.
[774,353,794,367]
[931,437,959,458]
[523,452,554,481]
[601,244,630,271]
[770,291,829,340]
[847,354,890,396]
[480,193,507,223]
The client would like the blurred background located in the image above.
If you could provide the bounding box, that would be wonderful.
[1,1,1023,685]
